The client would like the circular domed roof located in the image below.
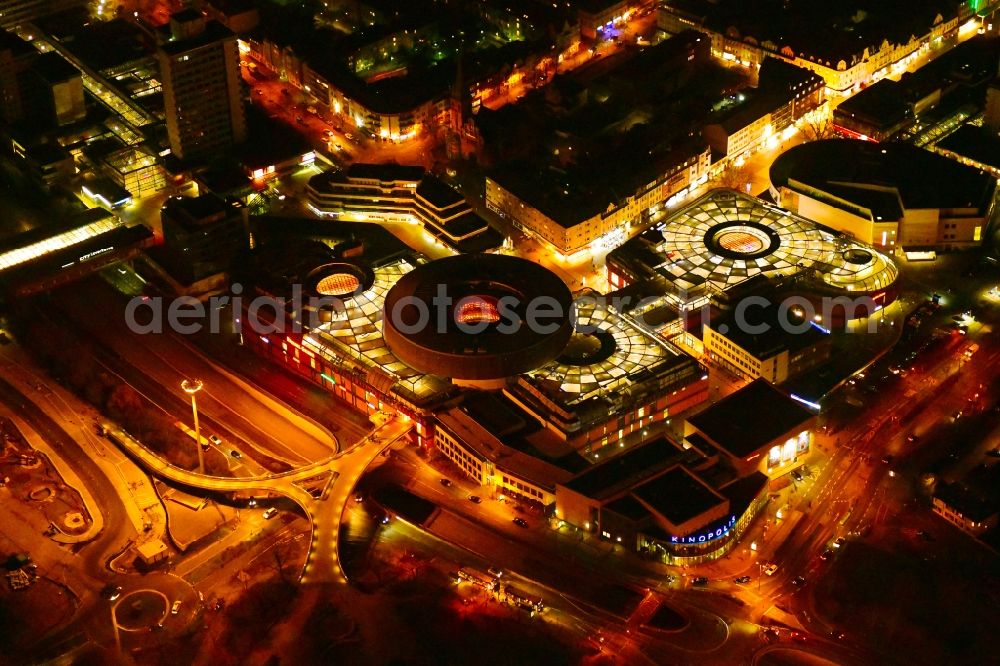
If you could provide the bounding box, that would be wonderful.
[382,254,573,381]
[306,262,374,299]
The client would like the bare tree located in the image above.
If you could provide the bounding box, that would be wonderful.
[799,115,837,142]
[715,162,753,191]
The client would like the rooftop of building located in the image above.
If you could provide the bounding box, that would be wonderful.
[708,303,830,359]
[687,378,813,459]
[162,193,230,225]
[456,392,589,475]
[309,165,503,253]
[170,8,204,23]
[607,189,899,302]
[934,464,1000,523]
[436,406,577,488]
[248,215,413,266]
[671,0,964,64]
[24,142,72,165]
[562,436,695,501]
[36,14,152,73]
[0,207,115,260]
[576,0,629,14]
[757,57,825,92]
[488,136,709,228]
[833,80,912,128]
[631,465,727,527]
[346,163,426,183]
[937,124,1000,172]
[770,139,997,214]
[706,88,792,135]
[209,0,257,14]
[237,111,312,170]
[526,295,696,405]
[481,31,716,228]
[159,19,235,56]
[415,174,464,209]
[0,28,34,57]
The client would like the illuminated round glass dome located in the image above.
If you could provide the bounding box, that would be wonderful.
[456,296,501,325]
[316,272,361,296]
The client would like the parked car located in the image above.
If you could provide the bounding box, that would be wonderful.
[468,495,482,504]
[512,518,528,528]
[171,600,182,615]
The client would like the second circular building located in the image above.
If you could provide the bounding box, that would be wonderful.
[382,254,574,387]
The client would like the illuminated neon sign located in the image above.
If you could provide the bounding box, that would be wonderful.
[669,515,736,544]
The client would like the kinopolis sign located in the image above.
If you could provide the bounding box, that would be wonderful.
[669,514,737,544]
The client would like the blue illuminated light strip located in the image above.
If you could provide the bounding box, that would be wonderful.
[790,394,821,411]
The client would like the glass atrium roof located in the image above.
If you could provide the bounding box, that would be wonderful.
[646,190,898,301]
[530,300,683,401]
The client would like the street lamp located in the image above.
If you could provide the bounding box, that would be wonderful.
[181,379,205,474]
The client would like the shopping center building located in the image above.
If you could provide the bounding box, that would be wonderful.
[243,233,708,459]
[770,140,997,253]
[606,190,900,325]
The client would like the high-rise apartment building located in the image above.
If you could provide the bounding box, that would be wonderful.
[157,9,245,162]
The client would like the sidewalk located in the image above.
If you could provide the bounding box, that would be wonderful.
[0,346,167,543]
[1,411,104,544]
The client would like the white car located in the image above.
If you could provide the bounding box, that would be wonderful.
[763,563,779,576]
[263,507,278,520]
[171,600,182,615]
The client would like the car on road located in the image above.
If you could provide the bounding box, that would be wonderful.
[881,455,894,465]
[207,434,222,451]
[262,508,278,520]
[791,469,803,482]
[512,518,528,528]
[353,492,363,503]
[833,536,847,548]
[906,434,919,443]
[820,549,834,561]
[763,563,778,576]
[791,576,806,587]
[440,478,452,487]
[692,576,709,586]
[488,567,503,578]
[230,450,242,458]
[171,600,182,615]
[734,575,751,584]
[468,495,482,503]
